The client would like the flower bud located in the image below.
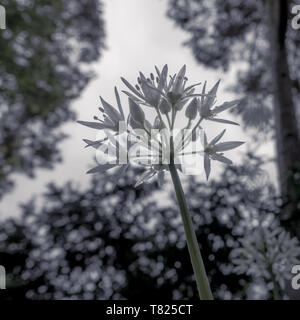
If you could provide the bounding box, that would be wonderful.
[128,98,145,125]
[129,114,143,130]
[185,98,198,120]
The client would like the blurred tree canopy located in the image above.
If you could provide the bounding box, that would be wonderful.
[0,0,105,197]
[0,156,280,300]
[166,0,300,239]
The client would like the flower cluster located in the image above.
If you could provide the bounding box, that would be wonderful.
[231,223,300,290]
[78,65,244,186]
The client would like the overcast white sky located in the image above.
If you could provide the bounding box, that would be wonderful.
[0,0,275,220]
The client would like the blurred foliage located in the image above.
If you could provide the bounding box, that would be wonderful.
[0,155,280,300]
[0,0,105,197]
[166,0,300,135]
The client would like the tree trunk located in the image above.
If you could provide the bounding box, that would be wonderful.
[266,0,300,239]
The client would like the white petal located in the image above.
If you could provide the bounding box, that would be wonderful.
[209,118,240,126]
[100,96,122,123]
[83,138,107,149]
[200,81,207,110]
[173,65,186,94]
[204,154,211,180]
[213,154,233,165]
[140,80,160,105]
[214,141,245,152]
[121,77,145,99]
[128,98,145,124]
[77,120,110,130]
[87,164,116,174]
[200,80,220,114]
[210,129,226,145]
[213,99,241,114]
[158,65,168,91]
[135,170,156,187]
[209,79,220,97]
[122,90,145,105]
[200,129,208,148]
[114,87,125,120]
[183,82,201,93]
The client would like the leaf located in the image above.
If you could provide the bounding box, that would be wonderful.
[214,141,245,152]
[86,163,116,174]
[77,120,109,130]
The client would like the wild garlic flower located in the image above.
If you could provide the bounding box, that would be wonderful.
[231,224,300,290]
[78,65,244,187]
[199,80,241,126]
[78,87,125,133]
[201,129,244,180]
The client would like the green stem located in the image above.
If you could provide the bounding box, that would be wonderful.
[166,113,172,128]
[168,161,213,300]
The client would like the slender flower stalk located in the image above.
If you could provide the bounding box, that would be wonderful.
[77,65,245,299]
[169,132,213,299]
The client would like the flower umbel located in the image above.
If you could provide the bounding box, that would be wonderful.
[78,65,244,186]
[78,65,246,300]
